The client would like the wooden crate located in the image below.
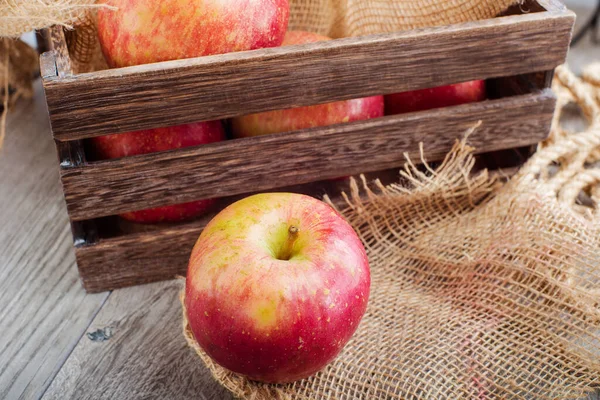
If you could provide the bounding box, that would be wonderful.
[40,0,574,293]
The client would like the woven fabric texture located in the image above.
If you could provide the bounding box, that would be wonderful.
[0,0,518,38]
[289,0,520,37]
[0,0,98,38]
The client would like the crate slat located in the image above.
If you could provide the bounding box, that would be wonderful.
[42,11,573,140]
[75,221,201,292]
[61,91,556,221]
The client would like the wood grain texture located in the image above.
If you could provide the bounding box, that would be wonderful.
[42,10,574,140]
[0,83,108,400]
[42,280,233,400]
[61,92,557,221]
[76,220,202,292]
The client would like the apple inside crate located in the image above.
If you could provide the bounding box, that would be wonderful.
[39,0,574,292]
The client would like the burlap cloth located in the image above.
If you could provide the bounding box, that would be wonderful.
[181,66,600,399]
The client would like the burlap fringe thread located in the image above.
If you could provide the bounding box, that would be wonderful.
[0,0,99,38]
[182,65,600,399]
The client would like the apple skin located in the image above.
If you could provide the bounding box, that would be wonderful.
[92,121,225,223]
[231,31,385,138]
[384,80,486,115]
[185,193,370,383]
[97,0,290,68]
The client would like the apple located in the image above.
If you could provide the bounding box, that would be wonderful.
[231,31,385,138]
[92,121,225,223]
[97,0,290,68]
[385,80,486,115]
[185,193,370,383]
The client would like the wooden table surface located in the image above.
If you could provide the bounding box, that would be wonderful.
[2,3,599,398]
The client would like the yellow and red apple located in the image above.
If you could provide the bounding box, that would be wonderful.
[97,0,290,67]
[385,80,486,115]
[231,31,385,138]
[91,122,225,223]
[185,193,370,383]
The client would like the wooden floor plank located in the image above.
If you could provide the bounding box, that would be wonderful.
[0,83,109,400]
[42,279,233,400]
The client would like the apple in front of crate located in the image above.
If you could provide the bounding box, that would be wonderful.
[91,122,225,223]
[384,80,486,115]
[185,193,370,383]
[231,31,384,138]
[97,0,290,67]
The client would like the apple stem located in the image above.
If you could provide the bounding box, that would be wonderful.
[279,226,299,261]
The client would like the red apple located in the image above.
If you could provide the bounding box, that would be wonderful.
[97,0,290,68]
[385,80,486,115]
[231,31,384,138]
[92,121,225,223]
[185,193,370,383]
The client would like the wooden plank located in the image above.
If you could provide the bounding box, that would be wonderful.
[42,280,233,400]
[61,91,557,221]
[0,83,109,399]
[76,221,201,292]
[42,11,574,140]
